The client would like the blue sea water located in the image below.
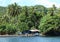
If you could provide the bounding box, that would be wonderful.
[0,36,60,42]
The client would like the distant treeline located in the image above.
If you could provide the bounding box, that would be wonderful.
[0,3,60,35]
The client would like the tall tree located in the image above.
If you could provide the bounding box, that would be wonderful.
[7,3,21,17]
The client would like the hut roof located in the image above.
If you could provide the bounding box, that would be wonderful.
[30,29,39,32]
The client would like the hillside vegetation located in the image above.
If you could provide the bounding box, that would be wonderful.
[0,3,60,35]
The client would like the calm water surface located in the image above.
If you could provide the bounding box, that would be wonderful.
[0,36,60,42]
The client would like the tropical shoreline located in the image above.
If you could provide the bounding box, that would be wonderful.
[0,33,45,37]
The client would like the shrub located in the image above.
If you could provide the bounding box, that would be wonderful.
[17,22,29,32]
[6,24,17,35]
[39,14,60,35]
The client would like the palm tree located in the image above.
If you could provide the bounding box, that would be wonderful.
[7,3,21,17]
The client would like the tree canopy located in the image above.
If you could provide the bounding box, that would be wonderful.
[0,3,60,35]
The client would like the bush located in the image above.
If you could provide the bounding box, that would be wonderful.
[18,14,26,22]
[0,24,6,35]
[6,24,17,35]
[39,14,60,35]
[17,22,29,32]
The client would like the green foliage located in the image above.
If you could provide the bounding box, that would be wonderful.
[0,3,60,35]
[0,6,6,16]
[17,22,29,32]
[0,23,17,35]
[7,3,21,17]
[39,14,60,34]
[18,14,26,22]
[6,24,17,35]
[0,24,6,35]
[27,21,34,28]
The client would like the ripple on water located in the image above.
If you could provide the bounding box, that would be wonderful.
[0,36,60,42]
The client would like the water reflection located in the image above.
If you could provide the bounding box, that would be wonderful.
[0,36,60,42]
[0,37,19,42]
